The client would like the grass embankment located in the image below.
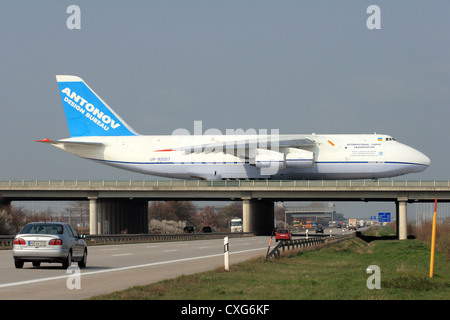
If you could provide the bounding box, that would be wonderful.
[91,227,449,300]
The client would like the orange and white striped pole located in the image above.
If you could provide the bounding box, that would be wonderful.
[429,198,437,278]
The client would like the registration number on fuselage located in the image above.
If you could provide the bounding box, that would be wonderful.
[150,157,171,163]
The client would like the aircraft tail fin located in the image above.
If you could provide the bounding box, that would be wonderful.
[56,75,138,137]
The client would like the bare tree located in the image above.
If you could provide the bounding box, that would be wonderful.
[198,206,219,228]
[0,205,28,235]
[148,201,197,222]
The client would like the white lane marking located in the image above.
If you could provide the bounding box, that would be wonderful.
[0,247,266,289]
[112,253,133,257]
[163,249,178,252]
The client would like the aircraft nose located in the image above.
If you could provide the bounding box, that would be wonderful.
[412,149,431,172]
[419,152,431,166]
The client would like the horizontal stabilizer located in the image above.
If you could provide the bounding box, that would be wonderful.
[35,139,103,147]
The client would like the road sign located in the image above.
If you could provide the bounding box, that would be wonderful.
[378,212,391,222]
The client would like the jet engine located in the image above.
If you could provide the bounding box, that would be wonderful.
[254,149,285,168]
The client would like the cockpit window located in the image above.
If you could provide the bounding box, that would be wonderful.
[386,137,395,141]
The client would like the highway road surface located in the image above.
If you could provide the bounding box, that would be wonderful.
[0,236,272,300]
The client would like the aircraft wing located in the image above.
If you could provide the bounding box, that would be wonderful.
[175,136,315,154]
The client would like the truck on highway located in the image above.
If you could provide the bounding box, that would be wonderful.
[348,218,357,231]
[292,220,302,232]
[303,221,313,229]
[230,218,243,232]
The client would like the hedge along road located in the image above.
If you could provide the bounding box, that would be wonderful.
[0,236,271,300]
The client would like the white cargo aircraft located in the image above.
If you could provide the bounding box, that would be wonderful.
[37,75,430,180]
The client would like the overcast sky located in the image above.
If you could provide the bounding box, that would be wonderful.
[1,1,449,218]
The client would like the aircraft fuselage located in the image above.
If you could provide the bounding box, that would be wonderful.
[53,133,430,180]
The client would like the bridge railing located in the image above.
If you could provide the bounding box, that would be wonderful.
[1,180,449,188]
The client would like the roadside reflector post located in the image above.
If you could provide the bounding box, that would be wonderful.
[224,236,229,271]
[330,229,332,237]
[266,236,273,260]
[430,198,437,278]
[306,229,308,239]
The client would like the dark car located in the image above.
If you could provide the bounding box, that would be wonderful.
[315,224,324,234]
[183,226,196,233]
[202,226,212,233]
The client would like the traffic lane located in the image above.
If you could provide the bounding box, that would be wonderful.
[0,238,240,284]
[88,237,270,268]
[0,236,270,299]
[0,236,266,273]
[0,237,270,299]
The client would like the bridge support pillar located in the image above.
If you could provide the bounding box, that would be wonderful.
[89,197,98,235]
[0,199,11,215]
[396,199,408,240]
[89,199,148,235]
[242,199,274,236]
[0,198,11,207]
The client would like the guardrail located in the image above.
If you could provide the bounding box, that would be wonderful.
[0,235,14,247]
[266,233,355,260]
[1,179,449,188]
[85,232,255,245]
[0,232,256,248]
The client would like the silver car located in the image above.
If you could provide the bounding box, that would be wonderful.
[12,222,87,269]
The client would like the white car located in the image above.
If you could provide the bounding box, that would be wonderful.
[12,222,87,269]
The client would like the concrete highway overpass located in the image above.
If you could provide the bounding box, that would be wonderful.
[1,180,449,239]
